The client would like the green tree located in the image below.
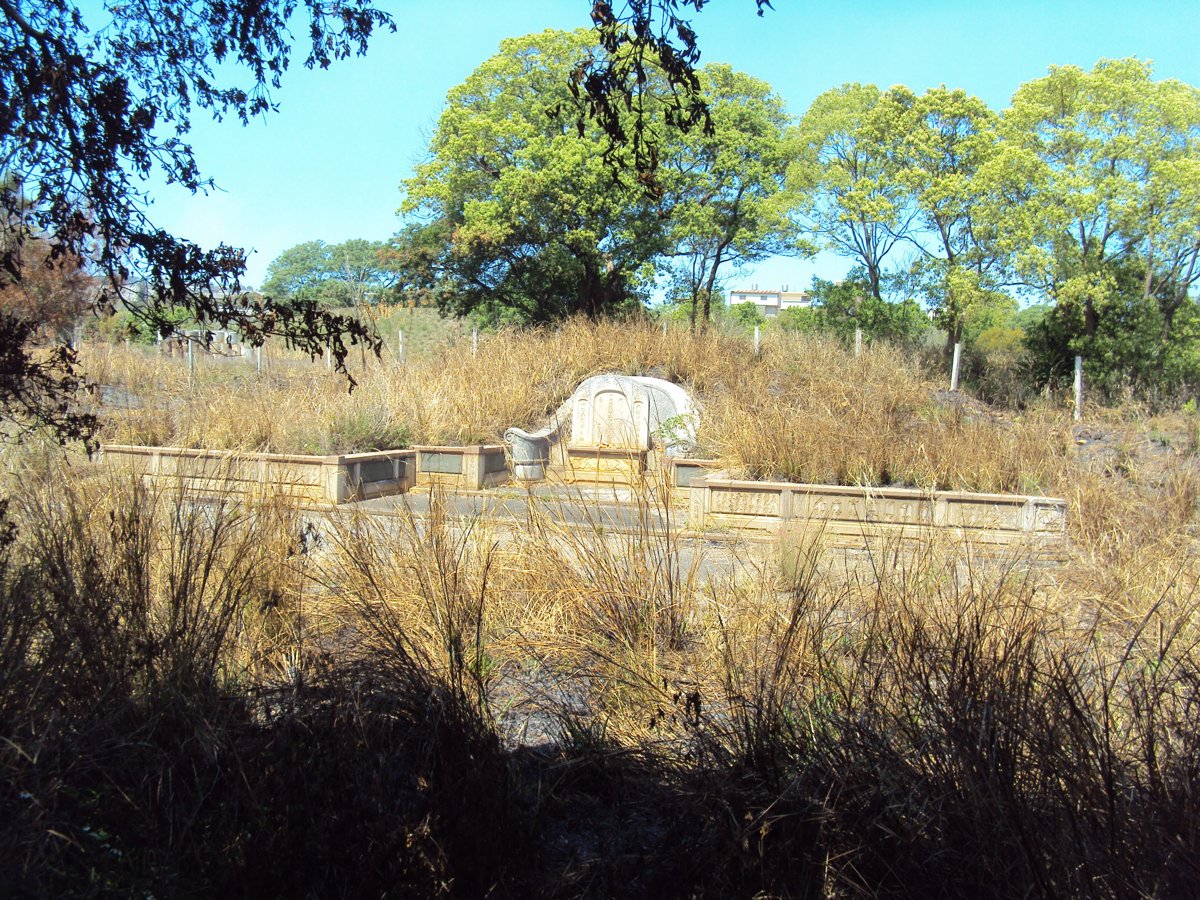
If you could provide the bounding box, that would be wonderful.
[1136,115,1200,341]
[401,29,669,326]
[727,300,765,329]
[0,0,735,445]
[662,63,798,330]
[785,272,929,347]
[378,222,456,309]
[1023,258,1200,399]
[578,0,776,187]
[262,239,397,313]
[829,273,928,346]
[787,84,917,302]
[1002,58,1200,398]
[1005,58,1200,343]
[887,86,1020,350]
[775,304,822,334]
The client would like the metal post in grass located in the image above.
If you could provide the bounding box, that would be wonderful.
[855,326,863,357]
[187,334,194,381]
[325,346,332,370]
[950,342,962,391]
[472,328,478,357]
[256,344,263,375]
[754,325,761,357]
[397,329,405,364]
[1074,355,1083,421]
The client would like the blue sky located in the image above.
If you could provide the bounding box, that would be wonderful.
[146,0,1200,292]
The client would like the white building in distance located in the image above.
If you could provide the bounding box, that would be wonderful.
[727,286,812,318]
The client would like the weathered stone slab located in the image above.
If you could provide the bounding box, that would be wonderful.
[794,486,935,527]
[563,446,648,486]
[709,486,781,517]
[667,458,721,491]
[414,445,508,490]
[941,495,1026,531]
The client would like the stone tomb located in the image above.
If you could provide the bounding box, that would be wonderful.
[505,374,698,485]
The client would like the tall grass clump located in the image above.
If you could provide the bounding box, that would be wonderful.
[0,466,525,897]
[10,314,1200,896]
[1,431,1197,895]
[705,333,1072,492]
[540,523,1200,897]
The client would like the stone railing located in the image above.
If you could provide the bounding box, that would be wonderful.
[101,444,415,505]
[688,471,1067,549]
[413,445,509,490]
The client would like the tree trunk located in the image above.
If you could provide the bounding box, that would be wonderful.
[578,258,610,319]
[1084,296,1098,338]
[867,264,883,302]
[699,243,726,334]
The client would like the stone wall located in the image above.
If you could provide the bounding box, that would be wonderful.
[688,472,1068,550]
[101,445,415,505]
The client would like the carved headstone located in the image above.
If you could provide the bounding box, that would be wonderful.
[505,373,698,480]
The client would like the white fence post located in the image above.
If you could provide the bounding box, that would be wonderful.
[1074,355,1083,421]
[950,342,962,391]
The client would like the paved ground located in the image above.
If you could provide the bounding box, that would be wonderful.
[342,481,1069,588]
[345,483,781,585]
[353,482,684,529]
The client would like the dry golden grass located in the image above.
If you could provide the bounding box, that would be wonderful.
[704,335,1074,492]
[10,311,1200,895]
[69,321,1200,780]
[2,391,1198,893]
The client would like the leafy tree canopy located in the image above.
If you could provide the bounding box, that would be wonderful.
[885,85,1019,348]
[400,29,672,326]
[0,0,731,444]
[261,239,397,310]
[579,0,775,187]
[788,83,918,302]
[663,62,799,329]
[401,31,799,329]
[1004,58,1200,341]
[800,271,929,346]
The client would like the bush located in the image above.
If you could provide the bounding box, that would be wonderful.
[0,474,526,897]
[96,309,159,344]
[727,301,766,329]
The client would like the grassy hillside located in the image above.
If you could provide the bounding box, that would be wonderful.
[93,318,1075,493]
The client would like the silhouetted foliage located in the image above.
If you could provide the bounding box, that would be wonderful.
[579,0,775,193]
[0,0,395,443]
